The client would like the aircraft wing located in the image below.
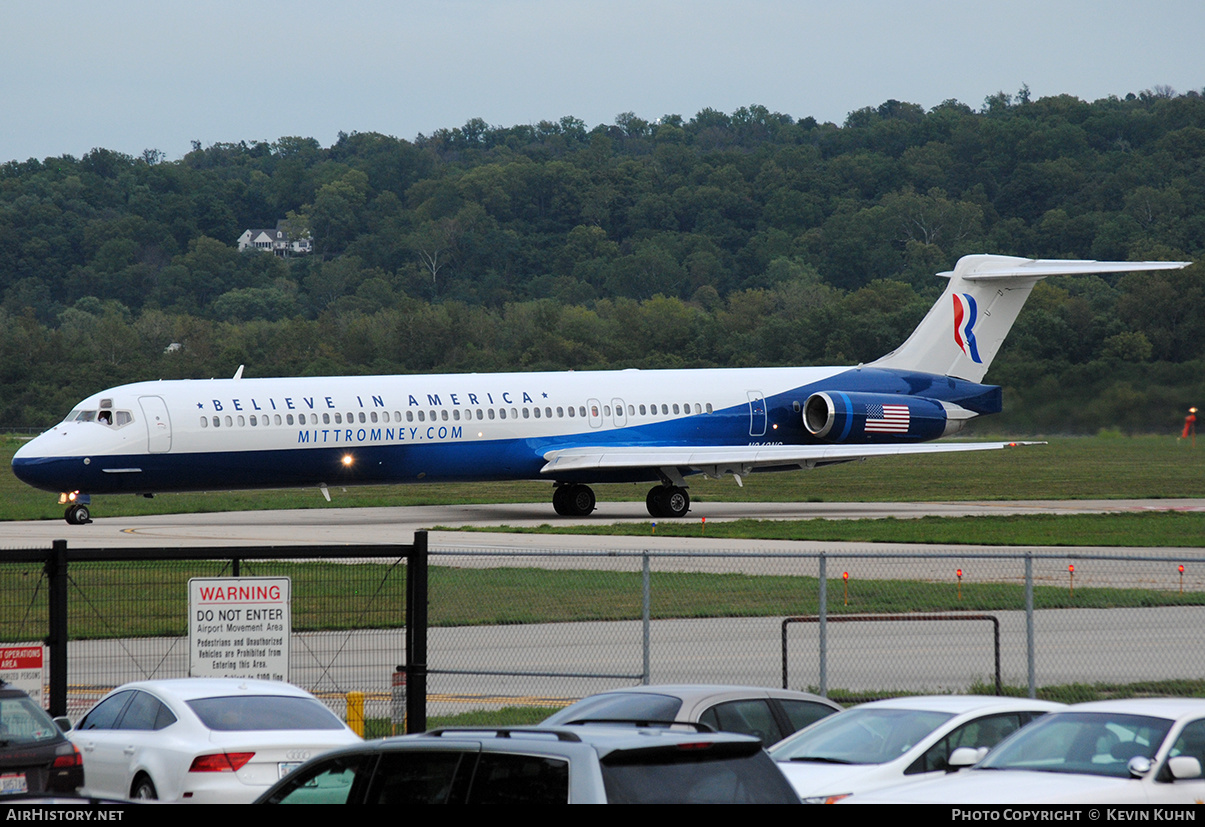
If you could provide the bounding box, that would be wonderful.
[540,441,1042,478]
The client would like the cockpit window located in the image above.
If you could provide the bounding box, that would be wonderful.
[65,409,134,427]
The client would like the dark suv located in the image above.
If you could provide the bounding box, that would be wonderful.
[0,683,83,796]
[256,725,801,804]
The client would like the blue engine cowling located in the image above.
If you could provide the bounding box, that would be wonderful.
[802,392,950,443]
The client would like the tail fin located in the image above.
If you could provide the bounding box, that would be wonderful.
[872,254,1190,382]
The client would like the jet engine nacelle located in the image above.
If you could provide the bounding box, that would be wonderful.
[802,391,953,442]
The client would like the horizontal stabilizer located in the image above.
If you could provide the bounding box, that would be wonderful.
[940,258,1189,280]
[875,255,1190,382]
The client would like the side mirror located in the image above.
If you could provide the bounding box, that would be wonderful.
[1127,756,1153,778]
[948,747,984,771]
[1168,756,1203,780]
[53,716,72,733]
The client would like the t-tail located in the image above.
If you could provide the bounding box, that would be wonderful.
[872,254,1191,383]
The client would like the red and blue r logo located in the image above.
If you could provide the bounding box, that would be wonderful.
[953,293,983,363]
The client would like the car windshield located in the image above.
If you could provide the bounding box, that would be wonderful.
[187,695,345,731]
[977,712,1174,778]
[601,742,799,804]
[769,708,954,765]
[543,693,683,725]
[0,696,59,745]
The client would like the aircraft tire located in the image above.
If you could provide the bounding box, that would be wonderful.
[565,484,595,516]
[645,487,664,517]
[552,485,570,516]
[646,486,689,518]
[65,504,90,525]
[664,486,690,518]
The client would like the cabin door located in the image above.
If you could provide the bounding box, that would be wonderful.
[747,391,767,437]
[139,396,173,453]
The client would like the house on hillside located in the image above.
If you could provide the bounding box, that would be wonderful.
[237,220,312,257]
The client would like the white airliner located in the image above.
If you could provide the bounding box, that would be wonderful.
[12,255,1188,525]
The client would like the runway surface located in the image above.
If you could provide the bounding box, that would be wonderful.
[1,498,1201,552]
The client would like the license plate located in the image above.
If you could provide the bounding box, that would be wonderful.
[0,773,28,795]
[278,762,303,778]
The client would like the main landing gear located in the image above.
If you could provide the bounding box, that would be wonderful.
[552,483,596,516]
[646,485,690,518]
[550,483,691,518]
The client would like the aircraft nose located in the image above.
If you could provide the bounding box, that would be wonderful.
[11,432,69,492]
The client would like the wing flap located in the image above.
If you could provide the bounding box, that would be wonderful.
[540,441,1042,475]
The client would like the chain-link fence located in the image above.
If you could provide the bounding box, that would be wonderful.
[0,543,420,730]
[424,548,1205,714]
[1,541,1202,725]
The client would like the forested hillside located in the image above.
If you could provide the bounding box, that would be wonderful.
[2,89,1202,433]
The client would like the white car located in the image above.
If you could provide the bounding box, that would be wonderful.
[769,695,1065,803]
[68,678,361,803]
[848,698,1205,804]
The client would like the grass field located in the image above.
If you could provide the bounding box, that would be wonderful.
[6,562,1201,642]
[446,511,1205,547]
[2,434,1203,523]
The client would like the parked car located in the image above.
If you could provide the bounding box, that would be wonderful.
[541,684,842,746]
[0,682,83,796]
[68,678,361,803]
[848,698,1205,804]
[256,725,802,804]
[769,695,1065,803]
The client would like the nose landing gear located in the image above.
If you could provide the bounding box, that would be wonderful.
[59,492,92,525]
[65,504,92,525]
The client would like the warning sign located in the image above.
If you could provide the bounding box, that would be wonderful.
[0,646,44,704]
[189,578,291,680]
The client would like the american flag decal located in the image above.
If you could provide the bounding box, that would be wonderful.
[865,403,910,433]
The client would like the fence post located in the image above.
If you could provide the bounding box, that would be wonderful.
[818,552,827,698]
[406,530,428,733]
[1025,551,1035,699]
[46,540,68,717]
[641,551,651,685]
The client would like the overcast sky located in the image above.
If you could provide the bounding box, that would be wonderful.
[3,0,1201,164]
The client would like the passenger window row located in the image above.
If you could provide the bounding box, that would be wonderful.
[199,401,716,429]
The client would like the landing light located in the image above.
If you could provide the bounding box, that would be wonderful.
[341,455,354,467]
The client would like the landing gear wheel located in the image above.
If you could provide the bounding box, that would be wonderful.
[131,775,157,800]
[551,482,595,515]
[663,486,690,518]
[646,486,689,518]
[646,487,663,516]
[553,484,595,516]
[64,504,91,525]
[566,484,596,516]
[552,485,570,516]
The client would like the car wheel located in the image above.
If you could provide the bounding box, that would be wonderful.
[131,775,157,800]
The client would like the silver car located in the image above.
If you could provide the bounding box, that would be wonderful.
[542,684,842,746]
[256,725,802,804]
